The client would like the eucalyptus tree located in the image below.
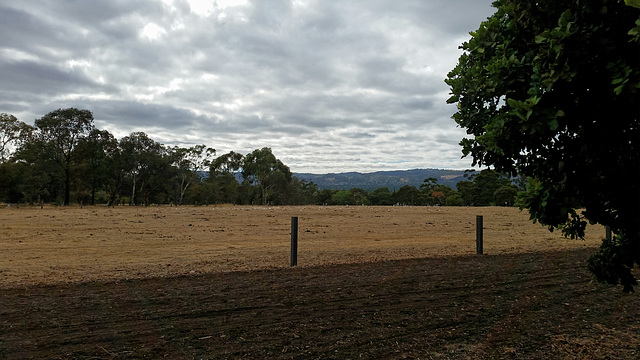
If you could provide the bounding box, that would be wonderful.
[0,114,33,203]
[419,177,444,205]
[287,178,318,205]
[394,185,421,206]
[34,108,95,205]
[119,132,164,205]
[330,190,355,205]
[75,129,118,204]
[173,145,216,204]
[369,187,394,206]
[0,113,32,162]
[102,136,126,206]
[242,147,292,205]
[207,151,244,204]
[211,151,244,175]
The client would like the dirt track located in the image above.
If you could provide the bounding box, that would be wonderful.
[1,248,639,359]
[0,205,605,287]
[3,205,637,359]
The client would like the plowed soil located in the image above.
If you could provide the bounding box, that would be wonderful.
[1,205,638,359]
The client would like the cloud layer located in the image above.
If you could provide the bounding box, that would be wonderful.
[0,0,495,173]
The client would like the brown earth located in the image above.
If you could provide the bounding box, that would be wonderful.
[2,205,638,359]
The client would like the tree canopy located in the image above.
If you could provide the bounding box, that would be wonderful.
[0,113,31,162]
[242,147,293,206]
[34,108,95,206]
[446,0,640,291]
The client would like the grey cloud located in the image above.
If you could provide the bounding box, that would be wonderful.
[249,0,294,29]
[0,6,44,49]
[0,60,102,95]
[341,131,377,140]
[87,100,199,131]
[0,0,496,173]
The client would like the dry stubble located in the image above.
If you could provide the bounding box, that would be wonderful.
[0,205,605,287]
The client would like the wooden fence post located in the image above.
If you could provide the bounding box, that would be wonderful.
[291,217,298,267]
[476,215,483,255]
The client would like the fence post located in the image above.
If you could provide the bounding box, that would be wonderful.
[291,216,298,267]
[476,215,483,255]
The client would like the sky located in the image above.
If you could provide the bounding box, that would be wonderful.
[1,0,496,174]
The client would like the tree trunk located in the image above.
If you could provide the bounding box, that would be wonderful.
[140,181,149,206]
[261,184,267,206]
[131,175,137,206]
[90,172,97,205]
[64,167,71,206]
[179,174,190,205]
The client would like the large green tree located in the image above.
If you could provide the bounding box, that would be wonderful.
[471,169,510,206]
[242,147,292,205]
[369,187,394,206]
[101,134,126,206]
[76,129,117,205]
[208,151,245,204]
[34,108,95,206]
[119,132,165,205]
[394,185,421,206]
[446,0,640,290]
[172,145,215,205]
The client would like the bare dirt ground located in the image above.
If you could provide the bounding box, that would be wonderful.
[2,205,638,359]
[0,205,605,287]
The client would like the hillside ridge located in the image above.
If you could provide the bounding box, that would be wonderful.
[294,168,467,190]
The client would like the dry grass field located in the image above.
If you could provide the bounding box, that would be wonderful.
[1,205,604,287]
[2,205,639,359]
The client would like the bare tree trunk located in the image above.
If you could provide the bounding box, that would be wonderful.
[131,174,137,205]
[179,174,190,205]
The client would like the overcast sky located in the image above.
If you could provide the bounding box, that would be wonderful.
[1,0,495,173]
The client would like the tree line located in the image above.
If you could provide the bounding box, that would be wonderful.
[0,108,519,207]
[315,170,520,207]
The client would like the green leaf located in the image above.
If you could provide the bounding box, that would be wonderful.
[525,109,533,119]
[535,35,547,43]
[548,119,559,130]
[625,0,640,9]
[614,84,625,95]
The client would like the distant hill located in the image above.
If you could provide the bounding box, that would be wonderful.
[294,169,467,191]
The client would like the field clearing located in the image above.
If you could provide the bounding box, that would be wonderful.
[0,205,605,288]
[2,205,638,359]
